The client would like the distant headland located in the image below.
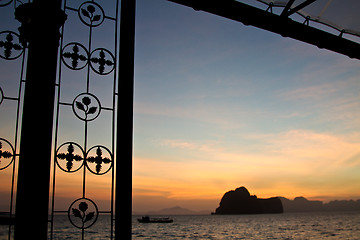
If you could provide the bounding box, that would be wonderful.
[280,196,360,212]
[213,186,283,214]
[213,186,360,215]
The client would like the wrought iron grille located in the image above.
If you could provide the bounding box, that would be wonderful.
[0,0,26,239]
[50,0,119,239]
[0,0,121,239]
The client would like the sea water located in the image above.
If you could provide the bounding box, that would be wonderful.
[0,211,359,239]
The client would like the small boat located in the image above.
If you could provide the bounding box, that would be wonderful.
[138,216,173,223]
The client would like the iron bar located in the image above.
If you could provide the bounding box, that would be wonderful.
[115,0,136,239]
[280,0,296,17]
[167,0,360,60]
[285,0,318,17]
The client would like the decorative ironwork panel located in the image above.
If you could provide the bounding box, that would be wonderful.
[0,0,27,239]
[50,0,119,239]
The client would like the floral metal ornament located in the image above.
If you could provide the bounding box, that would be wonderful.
[89,48,115,75]
[72,93,101,121]
[86,145,112,175]
[55,142,84,173]
[78,1,104,27]
[68,198,98,229]
[0,31,23,60]
[61,42,89,70]
[0,138,15,170]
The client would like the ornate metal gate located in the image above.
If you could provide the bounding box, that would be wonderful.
[0,0,135,239]
[50,0,119,238]
[0,1,26,239]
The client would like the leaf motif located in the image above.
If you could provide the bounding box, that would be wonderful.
[96,163,102,174]
[6,33,13,42]
[84,212,95,223]
[62,52,72,58]
[13,43,22,51]
[93,15,101,22]
[96,147,102,157]
[57,153,66,160]
[105,60,114,66]
[76,101,85,111]
[79,55,87,61]
[99,65,105,74]
[90,57,99,63]
[87,156,95,163]
[99,50,105,59]
[66,160,73,171]
[67,144,74,154]
[73,154,83,161]
[72,208,82,219]
[102,157,111,164]
[81,8,90,18]
[87,106,97,115]
[72,59,78,68]
[72,44,79,53]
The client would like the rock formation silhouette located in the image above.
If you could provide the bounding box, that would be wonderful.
[214,186,283,214]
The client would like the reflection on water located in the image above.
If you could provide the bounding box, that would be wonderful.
[0,212,359,239]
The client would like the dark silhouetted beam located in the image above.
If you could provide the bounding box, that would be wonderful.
[167,0,360,60]
[285,0,317,17]
[280,0,296,17]
[116,0,135,239]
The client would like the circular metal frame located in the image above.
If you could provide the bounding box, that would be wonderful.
[85,145,113,175]
[72,92,101,122]
[0,0,13,7]
[55,142,85,173]
[89,48,115,75]
[78,1,105,27]
[0,31,24,60]
[0,138,15,170]
[61,42,89,70]
[68,197,99,229]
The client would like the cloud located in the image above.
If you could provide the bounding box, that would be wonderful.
[133,129,360,206]
[278,82,338,101]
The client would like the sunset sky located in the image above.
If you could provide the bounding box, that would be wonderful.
[1,0,360,213]
[132,0,360,212]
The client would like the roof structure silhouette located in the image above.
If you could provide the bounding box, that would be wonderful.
[168,0,360,59]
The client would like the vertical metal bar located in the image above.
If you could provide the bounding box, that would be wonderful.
[112,1,121,238]
[9,47,27,239]
[115,0,136,239]
[50,0,67,237]
[14,0,65,238]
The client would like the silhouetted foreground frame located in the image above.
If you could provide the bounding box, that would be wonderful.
[116,0,136,239]
[10,0,360,239]
[167,0,360,60]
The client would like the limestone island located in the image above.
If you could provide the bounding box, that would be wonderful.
[213,186,283,214]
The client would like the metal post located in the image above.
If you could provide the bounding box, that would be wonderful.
[115,0,136,239]
[14,0,65,239]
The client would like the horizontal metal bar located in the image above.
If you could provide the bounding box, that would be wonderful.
[3,96,19,101]
[58,102,72,106]
[101,106,114,111]
[167,0,360,60]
